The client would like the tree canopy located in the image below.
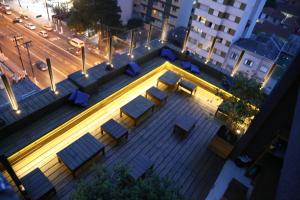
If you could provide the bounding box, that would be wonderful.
[67,0,122,32]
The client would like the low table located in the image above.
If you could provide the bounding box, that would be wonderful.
[174,115,197,136]
[177,79,197,95]
[146,86,168,105]
[120,95,155,126]
[57,133,105,176]
[157,71,181,88]
[21,168,56,200]
[101,119,128,143]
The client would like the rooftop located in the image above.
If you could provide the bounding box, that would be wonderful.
[0,40,231,199]
[234,33,285,60]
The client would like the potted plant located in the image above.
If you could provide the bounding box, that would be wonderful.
[210,73,264,159]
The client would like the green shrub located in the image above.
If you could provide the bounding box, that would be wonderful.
[72,164,184,200]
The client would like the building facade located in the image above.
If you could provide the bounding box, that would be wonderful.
[222,33,285,84]
[133,0,195,29]
[187,0,266,68]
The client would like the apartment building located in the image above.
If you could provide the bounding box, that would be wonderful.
[133,0,195,28]
[187,0,266,68]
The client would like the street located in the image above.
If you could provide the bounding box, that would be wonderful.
[0,8,104,89]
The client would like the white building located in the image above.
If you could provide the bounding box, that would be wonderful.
[133,0,195,29]
[187,0,266,68]
[118,0,134,25]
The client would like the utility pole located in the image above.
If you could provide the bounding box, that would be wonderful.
[44,0,51,23]
[13,35,26,75]
[22,41,35,81]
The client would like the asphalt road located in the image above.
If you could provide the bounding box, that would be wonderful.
[0,11,104,89]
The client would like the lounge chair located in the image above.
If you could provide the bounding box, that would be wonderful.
[160,48,177,61]
[69,90,90,107]
[125,62,141,77]
[180,61,191,70]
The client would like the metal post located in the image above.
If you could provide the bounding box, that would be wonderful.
[182,27,191,53]
[13,36,26,74]
[23,41,35,81]
[0,154,28,199]
[46,58,57,94]
[106,30,113,71]
[0,74,20,113]
[160,17,168,43]
[81,46,87,76]
[205,36,217,64]
[231,50,245,76]
[145,24,152,49]
[128,29,135,58]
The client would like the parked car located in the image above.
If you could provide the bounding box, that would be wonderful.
[4,10,11,15]
[69,38,84,48]
[38,30,48,38]
[12,17,22,23]
[34,61,47,71]
[24,23,36,30]
[67,47,81,56]
[42,24,53,31]
[20,14,29,20]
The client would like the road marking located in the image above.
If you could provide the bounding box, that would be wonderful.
[49,37,60,42]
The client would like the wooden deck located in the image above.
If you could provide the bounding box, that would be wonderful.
[4,81,224,200]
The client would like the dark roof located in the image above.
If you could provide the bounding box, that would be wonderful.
[277,0,300,17]
[283,34,300,56]
[234,33,285,60]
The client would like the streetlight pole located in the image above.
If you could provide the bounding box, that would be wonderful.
[44,0,51,23]
[22,41,35,82]
[145,24,152,50]
[81,46,88,77]
[13,35,26,75]
[128,29,135,59]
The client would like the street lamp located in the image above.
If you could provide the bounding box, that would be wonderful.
[46,58,58,94]
[106,30,114,71]
[128,29,135,59]
[0,73,20,114]
[145,24,152,50]
[81,46,88,77]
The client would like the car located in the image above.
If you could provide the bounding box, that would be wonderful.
[20,14,29,20]
[42,24,53,31]
[24,23,36,30]
[67,47,81,56]
[34,61,47,71]
[4,10,11,15]
[38,30,48,38]
[12,17,22,23]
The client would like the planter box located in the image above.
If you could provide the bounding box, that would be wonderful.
[208,125,237,159]
[208,134,234,159]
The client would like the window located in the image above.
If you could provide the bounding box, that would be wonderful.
[260,65,269,73]
[172,7,177,12]
[216,37,223,43]
[218,25,225,31]
[205,21,213,28]
[230,52,238,60]
[228,28,236,36]
[198,16,206,23]
[188,37,197,44]
[244,59,253,67]
[235,16,241,24]
[240,3,246,10]
[220,51,226,58]
[198,43,203,49]
[225,41,231,47]
[201,32,206,38]
[208,8,214,15]
[216,61,222,67]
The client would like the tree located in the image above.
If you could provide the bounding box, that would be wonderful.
[127,18,144,29]
[72,165,184,200]
[67,0,122,50]
[265,0,277,8]
[218,73,265,131]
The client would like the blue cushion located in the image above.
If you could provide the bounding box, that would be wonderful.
[128,62,141,74]
[190,64,200,74]
[125,69,137,77]
[181,61,191,70]
[74,90,90,107]
[69,90,78,101]
[160,48,177,61]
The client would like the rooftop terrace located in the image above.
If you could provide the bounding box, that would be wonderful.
[0,40,231,200]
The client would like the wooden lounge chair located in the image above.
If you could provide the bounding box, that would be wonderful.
[174,115,197,136]
[21,168,56,200]
[57,133,105,177]
[177,79,197,95]
[101,119,129,143]
[157,71,181,89]
[146,86,168,105]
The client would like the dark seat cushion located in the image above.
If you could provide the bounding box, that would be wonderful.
[128,62,141,74]
[190,64,200,74]
[180,61,191,70]
[160,48,177,61]
[69,90,90,107]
